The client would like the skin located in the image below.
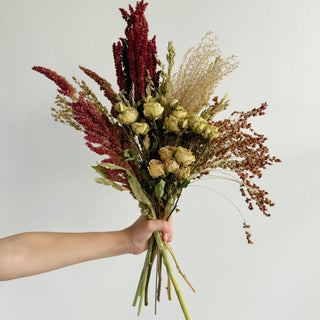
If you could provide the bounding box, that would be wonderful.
[0,216,173,281]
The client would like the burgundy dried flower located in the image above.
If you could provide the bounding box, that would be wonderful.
[32,66,76,98]
[113,0,159,101]
[79,66,118,105]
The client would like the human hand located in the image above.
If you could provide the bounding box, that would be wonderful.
[124,215,173,255]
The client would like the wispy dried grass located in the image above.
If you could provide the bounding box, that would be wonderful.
[169,31,239,114]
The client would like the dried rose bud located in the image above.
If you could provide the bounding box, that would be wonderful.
[171,106,188,119]
[158,146,177,161]
[148,159,166,178]
[177,166,191,179]
[179,118,189,130]
[118,107,139,125]
[202,124,219,140]
[164,158,180,174]
[143,102,164,120]
[163,115,181,133]
[113,102,126,113]
[174,146,195,166]
[188,115,207,134]
[131,122,149,135]
[170,99,179,107]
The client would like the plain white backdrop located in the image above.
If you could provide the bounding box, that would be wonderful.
[1,0,319,319]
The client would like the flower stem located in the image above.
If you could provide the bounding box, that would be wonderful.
[133,235,154,313]
[153,231,192,320]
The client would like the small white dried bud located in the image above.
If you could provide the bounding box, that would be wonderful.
[148,159,166,178]
[142,134,150,150]
[158,146,177,161]
[174,146,195,166]
[131,122,149,135]
[143,102,164,120]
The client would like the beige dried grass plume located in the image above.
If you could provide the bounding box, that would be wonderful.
[169,31,239,114]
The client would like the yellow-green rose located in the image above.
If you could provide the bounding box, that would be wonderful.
[131,122,149,135]
[171,106,188,119]
[158,146,177,161]
[174,146,195,166]
[113,102,126,113]
[177,166,191,180]
[202,124,219,140]
[118,107,139,125]
[163,115,181,133]
[164,158,180,174]
[148,159,165,178]
[188,115,207,134]
[143,102,164,120]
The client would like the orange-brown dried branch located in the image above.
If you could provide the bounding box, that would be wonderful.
[197,102,281,216]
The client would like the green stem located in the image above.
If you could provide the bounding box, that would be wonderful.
[144,242,157,306]
[153,231,191,320]
[133,236,154,311]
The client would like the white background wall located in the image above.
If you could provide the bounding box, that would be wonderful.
[0,0,319,319]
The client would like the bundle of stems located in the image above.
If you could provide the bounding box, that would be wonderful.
[133,207,195,319]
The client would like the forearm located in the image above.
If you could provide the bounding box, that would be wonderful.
[0,231,131,281]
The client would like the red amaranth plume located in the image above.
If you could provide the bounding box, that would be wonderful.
[113,0,160,101]
[32,66,76,98]
[79,66,118,105]
[69,92,132,188]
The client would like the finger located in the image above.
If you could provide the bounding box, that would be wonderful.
[154,220,173,242]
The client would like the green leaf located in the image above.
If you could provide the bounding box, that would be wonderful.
[124,149,136,161]
[94,177,128,191]
[98,162,152,209]
[129,85,136,107]
[180,179,190,189]
[92,164,129,192]
[92,164,109,179]
[154,179,166,199]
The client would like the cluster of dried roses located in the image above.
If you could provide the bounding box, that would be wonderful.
[115,97,219,182]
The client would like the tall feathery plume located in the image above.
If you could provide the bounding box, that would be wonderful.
[69,92,132,188]
[32,66,76,98]
[113,0,159,100]
[169,32,239,114]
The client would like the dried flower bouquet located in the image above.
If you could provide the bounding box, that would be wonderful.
[32,1,280,319]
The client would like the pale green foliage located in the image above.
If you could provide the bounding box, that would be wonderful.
[96,163,153,212]
[73,77,113,120]
[157,41,176,98]
[51,95,83,131]
[92,164,128,192]
[51,78,114,131]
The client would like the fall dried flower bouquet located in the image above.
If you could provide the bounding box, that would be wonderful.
[32,1,280,319]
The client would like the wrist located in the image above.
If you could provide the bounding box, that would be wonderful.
[119,229,134,255]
